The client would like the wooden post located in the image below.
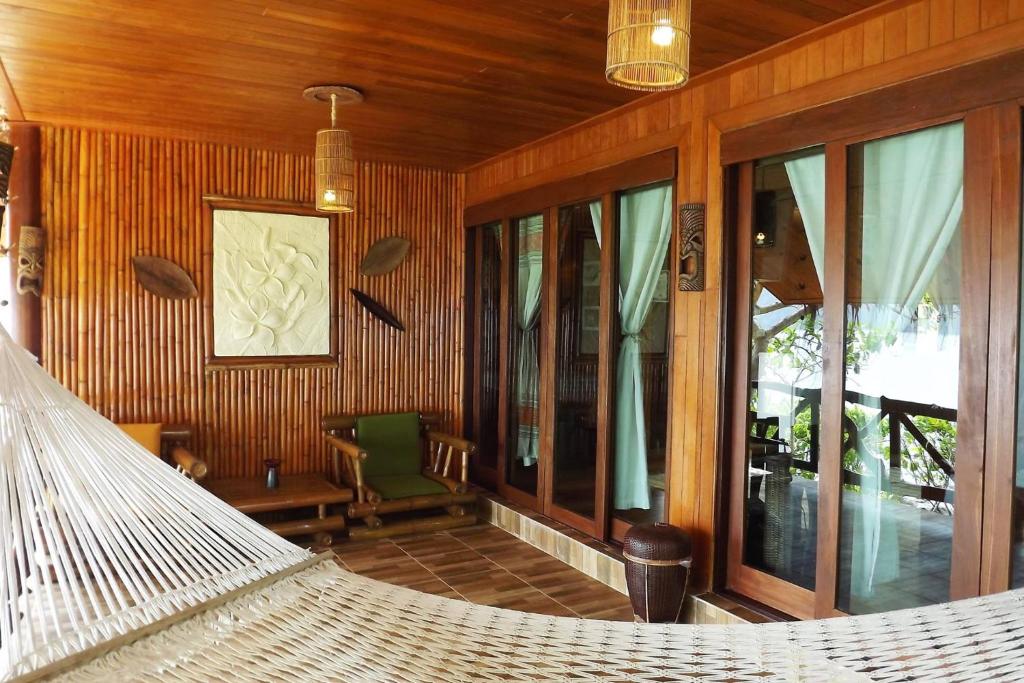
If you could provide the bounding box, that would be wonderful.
[5,122,41,358]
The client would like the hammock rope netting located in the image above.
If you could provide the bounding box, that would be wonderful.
[1,324,1022,682]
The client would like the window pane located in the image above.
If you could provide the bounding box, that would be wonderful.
[508,214,544,494]
[613,183,672,527]
[552,202,602,517]
[743,149,824,591]
[476,222,501,473]
[838,122,963,614]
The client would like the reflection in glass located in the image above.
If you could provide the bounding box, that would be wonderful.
[838,122,963,614]
[613,183,672,527]
[742,149,825,591]
[476,222,501,473]
[507,214,544,494]
[552,202,602,517]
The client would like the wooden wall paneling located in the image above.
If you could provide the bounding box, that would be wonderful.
[41,128,465,479]
[981,102,1022,594]
[814,142,849,619]
[464,0,1024,589]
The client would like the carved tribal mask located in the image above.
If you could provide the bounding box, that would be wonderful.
[16,225,44,297]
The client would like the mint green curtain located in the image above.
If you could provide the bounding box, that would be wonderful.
[848,122,963,602]
[615,184,673,511]
[515,215,544,466]
[589,201,602,247]
[784,152,827,289]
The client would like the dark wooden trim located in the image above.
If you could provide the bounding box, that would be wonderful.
[814,141,847,618]
[465,149,676,227]
[202,197,339,369]
[721,48,1024,165]
[547,505,599,539]
[6,122,42,359]
[496,217,512,501]
[725,161,755,593]
[981,103,1022,595]
[729,566,816,621]
[538,205,559,511]
[951,108,995,601]
[595,192,616,541]
[721,161,816,619]
[466,225,500,489]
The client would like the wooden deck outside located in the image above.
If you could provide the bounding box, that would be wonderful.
[333,524,635,621]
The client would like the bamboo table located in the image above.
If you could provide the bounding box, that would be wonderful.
[205,474,353,544]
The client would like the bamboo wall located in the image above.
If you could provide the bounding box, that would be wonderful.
[40,126,465,478]
[465,0,1024,588]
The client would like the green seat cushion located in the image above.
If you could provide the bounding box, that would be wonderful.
[356,412,423,477]
[365,474,449,500]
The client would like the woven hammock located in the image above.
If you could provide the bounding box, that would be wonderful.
[2,324,1023,682]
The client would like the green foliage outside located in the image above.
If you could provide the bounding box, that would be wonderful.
[751,297,956,514]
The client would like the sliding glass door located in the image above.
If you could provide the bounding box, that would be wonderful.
[727,114,995,619]
[504,214,545,503]
[837,122,964,614]
[610,183,674,539]
[464,150,677,543]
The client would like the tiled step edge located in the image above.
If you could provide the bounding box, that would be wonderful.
[477,492,753,625]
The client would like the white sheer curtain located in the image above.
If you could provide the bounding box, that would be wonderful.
[515,215,544,466]
[783,124,964,604]
[785,153,827,289]
[615,184,673,510]
[589,201,602,247]
[850,123,963,601]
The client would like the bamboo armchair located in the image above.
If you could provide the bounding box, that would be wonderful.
[118,423,208,481]
[322,412,477,539]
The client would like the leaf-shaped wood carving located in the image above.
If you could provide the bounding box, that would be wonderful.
[360,236,411,277]
[350,288,405,331]
[132,256,198,300]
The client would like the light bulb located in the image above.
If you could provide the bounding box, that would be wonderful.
[651,22,675,47]
[323,189,337,203]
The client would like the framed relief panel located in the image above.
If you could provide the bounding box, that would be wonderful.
[204,197,338,367]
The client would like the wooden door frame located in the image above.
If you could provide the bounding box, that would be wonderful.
[543,196,608,539]
[467,150,678,541]
[980,102,1023,595]
[722,94,1021,617]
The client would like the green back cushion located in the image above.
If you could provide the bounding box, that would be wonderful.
[356,412,423,477]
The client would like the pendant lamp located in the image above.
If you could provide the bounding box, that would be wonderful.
[304,85,363,213]
[606,0,691,91]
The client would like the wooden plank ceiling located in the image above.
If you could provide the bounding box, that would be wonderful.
[0,0,885,170]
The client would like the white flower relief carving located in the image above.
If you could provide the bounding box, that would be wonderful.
[213,209,331,357]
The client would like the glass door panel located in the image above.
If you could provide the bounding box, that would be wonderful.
[741,149,825,591]
[837,121,964,614]
[612,182,673,529]
[476,222,502,476]
[552,201,602,518]
[507,214,544,496]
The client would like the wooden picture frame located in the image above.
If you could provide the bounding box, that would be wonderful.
[203,196,339,369]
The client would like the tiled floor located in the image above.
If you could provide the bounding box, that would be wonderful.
[333,523,636,621]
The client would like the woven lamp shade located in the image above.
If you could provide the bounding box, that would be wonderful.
[315,127,355,213]
[606,0,691,91]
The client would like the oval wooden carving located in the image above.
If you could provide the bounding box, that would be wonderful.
[350,288,404,331]
[360,237,411,277]
[132,256,198,300]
